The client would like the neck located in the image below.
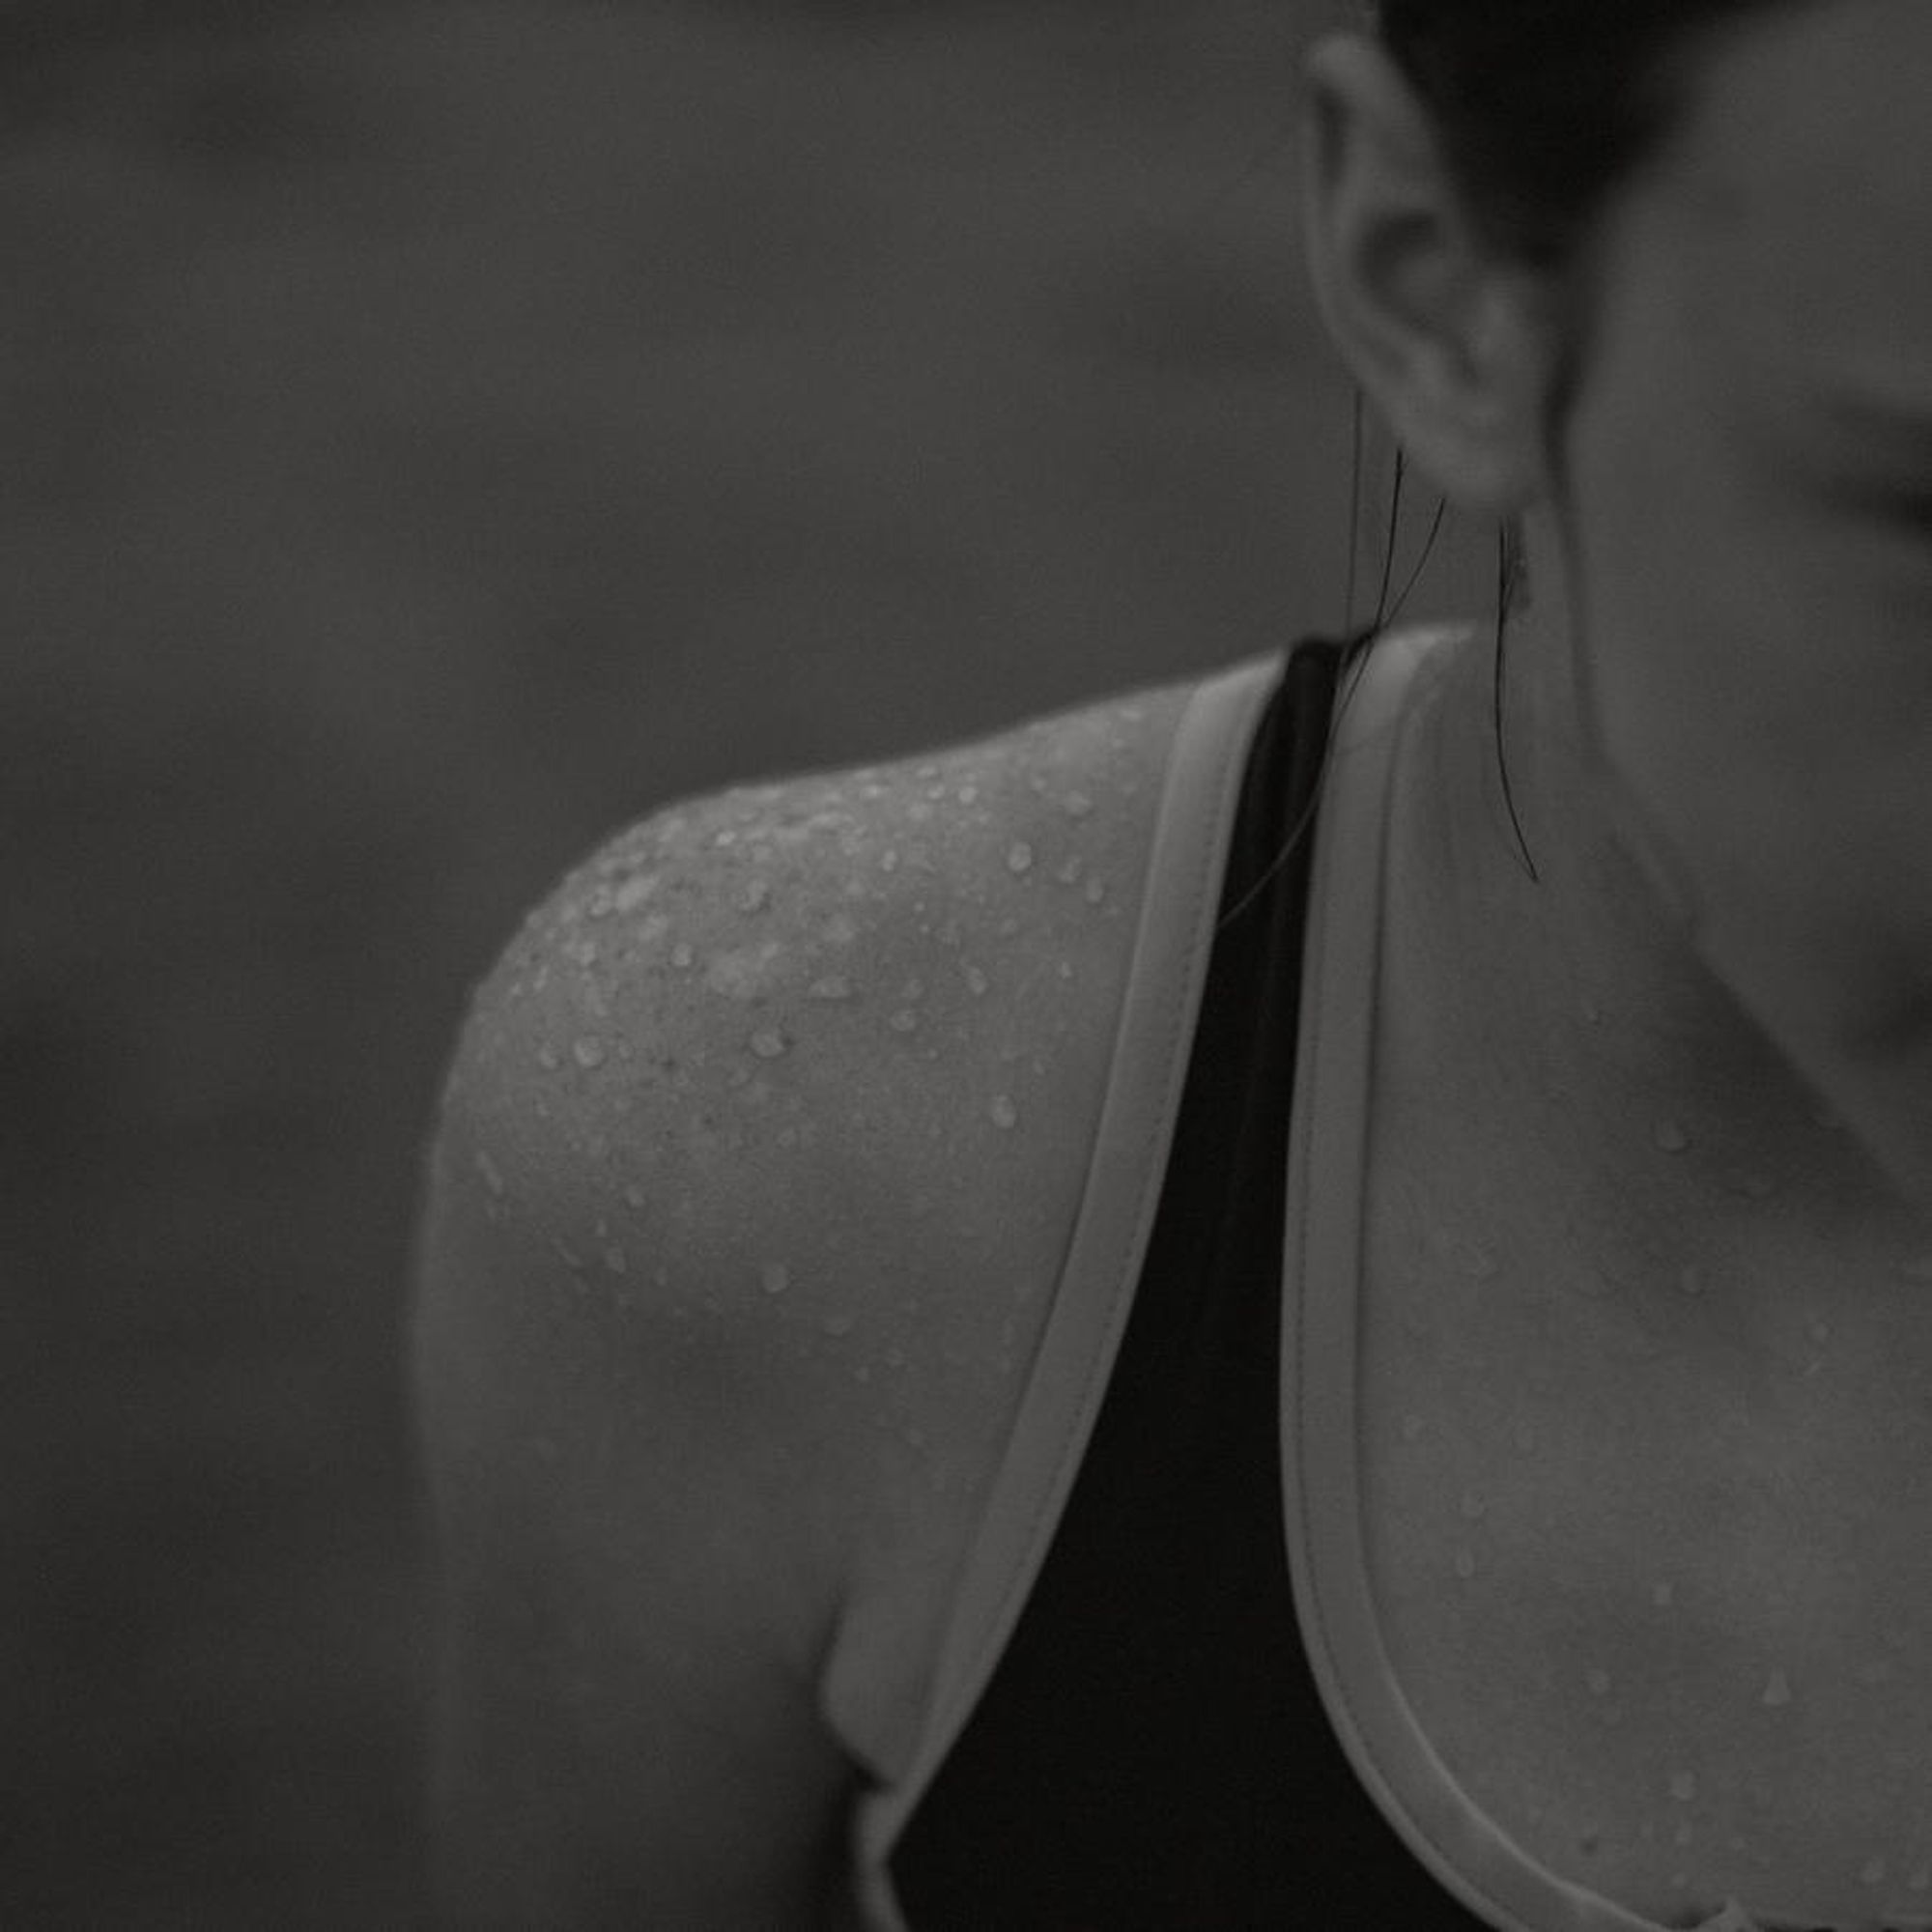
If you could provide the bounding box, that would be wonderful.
[1381,593,1932,1326]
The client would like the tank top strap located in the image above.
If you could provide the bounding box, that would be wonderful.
[1280,619,1698,1932]
[850,643,1288,1918]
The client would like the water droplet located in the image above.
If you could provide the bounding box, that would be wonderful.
[605,1245,628,1275]
[761,1261,789,1295]
[474,1150,505,1196]
[989,1094,1018,1130]
[737,878,771,913]
[574,1037,607,1068]
[613,873,659,914]
[1654,1119,1690,1153]
[1460,1243,1499,1281]
[585,887,615,919]
[809,974,854,1001]
[1861,1857,1889,1888]
[1007,841,1034,875]
[550,1237,584,1271]
[1058,959,1075,980]
[623,1182,646,1209]
[1401,1413,1426,1442]
[1587,1667,1612,1697]
[1760,1668,1791,1707]
[671,943,695,969]
[1084,876,1106,905]
[1063,790,1094,818]
[822,914,857,948]
[713,827,739,848]
[880,849,899,874]
[1580,996,1603,1025]
[821,1311,855,1338]
[537,1043,560,1071]
[1460,1488,1488,1520]
[1807,1317,1832,1346]
[1454,1548,1478,1580]
[1668,1770,1697,1803]
[1678,1264,1705,1296]
[707,940,786,1000]
[750,1027,790,1060]
[565,935,600,969]
[1651,1579,1675,1608]
[889,1009,919,1035]
[963,964,989,997]
[1056,855,1084,885]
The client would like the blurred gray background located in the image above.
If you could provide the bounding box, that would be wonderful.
[1,2,1494,1922]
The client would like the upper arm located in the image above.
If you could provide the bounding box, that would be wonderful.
[409,688,1181,1925]
[410,799,889,1928]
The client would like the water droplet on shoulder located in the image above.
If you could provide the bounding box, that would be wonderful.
[1006,842,1034,875]
[573,1037,607,1068]
[989,1094,1018,1130]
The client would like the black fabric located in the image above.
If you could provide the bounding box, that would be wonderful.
[887,635,1496,1930]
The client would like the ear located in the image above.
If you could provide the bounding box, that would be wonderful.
[1298,33,1554,515]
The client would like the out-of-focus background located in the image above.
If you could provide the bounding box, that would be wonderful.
[2,2,1493,1922]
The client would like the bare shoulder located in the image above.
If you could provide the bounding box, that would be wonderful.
[425,666,1193,1656]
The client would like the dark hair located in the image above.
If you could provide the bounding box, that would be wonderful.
[1221,0,1800,918]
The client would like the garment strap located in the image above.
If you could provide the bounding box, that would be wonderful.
[852,644,1286,1929]
[1280,621,1739,1932]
